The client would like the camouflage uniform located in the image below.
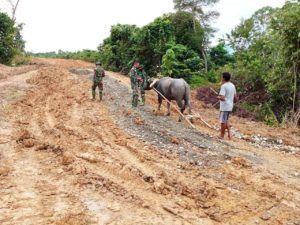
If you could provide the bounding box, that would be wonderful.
[130,66,146,107]
[92,66,105,101]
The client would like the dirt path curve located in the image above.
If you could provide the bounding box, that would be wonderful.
[0,59,299,225]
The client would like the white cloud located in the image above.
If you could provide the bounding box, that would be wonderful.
[0,0,286,52]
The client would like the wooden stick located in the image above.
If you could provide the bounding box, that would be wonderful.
[210,87,219,95]
[152,87,196,129]
[189,112,214,129]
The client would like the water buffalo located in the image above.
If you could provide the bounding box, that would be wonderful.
[147,77,192,121]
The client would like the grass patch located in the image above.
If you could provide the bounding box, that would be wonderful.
[240,102,256,112]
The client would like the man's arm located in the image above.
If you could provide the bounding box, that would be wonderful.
[217,85,226,101]
[217,95,225,101]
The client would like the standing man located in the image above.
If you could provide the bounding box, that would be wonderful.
[217,72,237,139]
[92,62,105,101]
[130,61,146,107]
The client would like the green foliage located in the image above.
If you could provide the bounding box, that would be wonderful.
[268,2,300,113]
[14,24,25,54]
[189,74,209,89]
[161,43,202,82]
[167,11,204,53]
[239,102,280,126]
[99,24,138,73]
[0,12,26,65]
[99,20,175,75]
[223,2,300,122]
[208,41,234,69]
[229,6,276,51]
[259,103,279,126]
[173,0,220,32]
[173,0,220,73]
[31,49,100,63]
[0,12,17,65]
[12,53,30,66]
[205,70,218,83]
[135,17,175,75]
[99,13,206,79]
[240,102,256,112]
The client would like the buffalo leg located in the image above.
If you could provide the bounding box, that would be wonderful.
[177,100,185,122]
[184,95,192,114]
[157,96,162,111]
[165,102,171,116]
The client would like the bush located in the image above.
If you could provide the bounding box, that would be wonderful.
[258,103,279,126]
[30,50,100,64]
[205,70,218,83]
[12,54,30,66]
[190,75,209,89]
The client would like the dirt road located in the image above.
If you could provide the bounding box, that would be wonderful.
[0,59,299,225]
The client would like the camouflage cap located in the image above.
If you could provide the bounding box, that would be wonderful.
[95,61,101,65]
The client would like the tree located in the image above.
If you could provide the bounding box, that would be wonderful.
[98,14,206,81]
[161,43,202,82]
[208,41,234,69]
[229,6,276,52]
[135,17,175,75]
[173,0,220,72]
[226,2,300,123]
[99,24,139,73]
[270,1,300,113]
[167,11,204,53]
[0,12,17,64]
[173,0,219,31]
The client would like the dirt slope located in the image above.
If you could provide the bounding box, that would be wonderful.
[0,59,299,225]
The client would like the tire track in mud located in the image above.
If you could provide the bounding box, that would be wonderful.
[1,61,300,225]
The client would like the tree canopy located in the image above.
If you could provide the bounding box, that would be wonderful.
[0,12,17,64]
[99,12,205,80]
[0,11,26,65]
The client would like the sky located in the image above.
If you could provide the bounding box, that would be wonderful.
[0,0,286,53]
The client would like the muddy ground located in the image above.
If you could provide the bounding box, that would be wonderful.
[0,59,299,225]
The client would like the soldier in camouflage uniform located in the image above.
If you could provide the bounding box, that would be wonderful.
[92,62,105,101]
[130,61,147,107]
